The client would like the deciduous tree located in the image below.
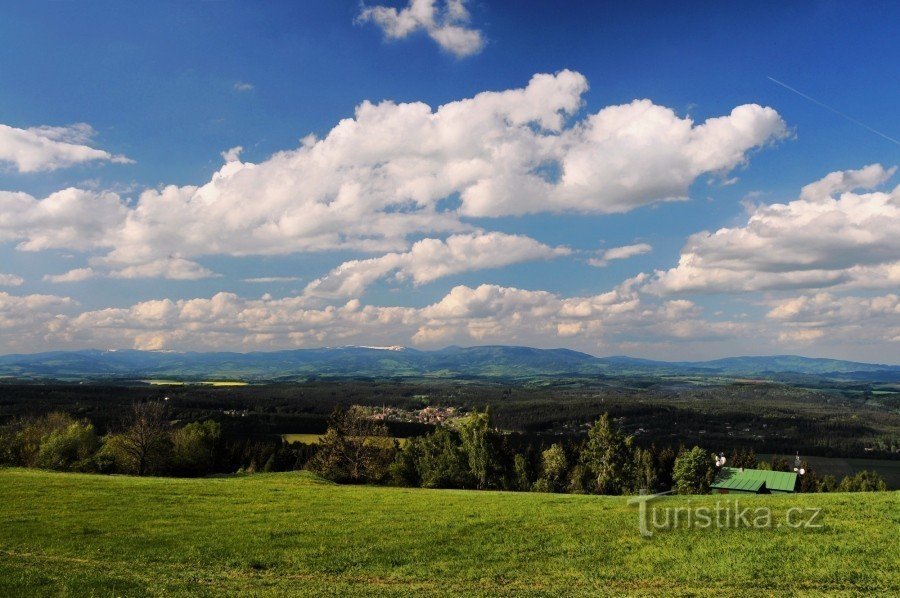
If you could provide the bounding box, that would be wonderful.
[672,446,715,494]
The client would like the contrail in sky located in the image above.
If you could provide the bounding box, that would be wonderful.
[767,76,900,147]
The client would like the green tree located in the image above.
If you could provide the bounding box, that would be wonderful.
[631,446,657,493]
[566,463,589,494]
[457,408,502,490]
[11,413,78,467]
[838,470,888,492]
[171,420,222,475]
[0,427,16,465]
[579,414,633,495]
[117,401,172,476]
[414,427,472,489]
[390,437,422,486]
[653,445,677,491]
[770,455,791,472]
[512,453,532,492]
[672,446,715,494]
[533,443,568,493]
[35,420,100,471]
[728,448,757,469]
[796,461,821,493]
[817,474,838,492]
[310,406,396,484]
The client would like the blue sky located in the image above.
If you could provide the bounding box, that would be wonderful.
[0,1,898,361]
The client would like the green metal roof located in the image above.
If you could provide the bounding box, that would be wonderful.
[712,467,797,493]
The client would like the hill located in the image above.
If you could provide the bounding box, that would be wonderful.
[1,346,898,383]
[0,468,897,596]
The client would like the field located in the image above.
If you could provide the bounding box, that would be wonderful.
[282,433,410,447]
[1,469,897,596]
[282,433,327,444]
[143,380,249,387]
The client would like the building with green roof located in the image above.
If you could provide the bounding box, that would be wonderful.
[711,467,798,494]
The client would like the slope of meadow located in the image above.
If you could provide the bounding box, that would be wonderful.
[0,468,897,596]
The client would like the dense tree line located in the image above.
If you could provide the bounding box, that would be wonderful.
[0,403,889,494]
[307,407,888,494]
[3,381,898,459]
[0,403,314,476]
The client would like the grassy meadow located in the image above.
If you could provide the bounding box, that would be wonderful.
[0,468,898,596]
[143,380,249,387]
[282,433,410,446]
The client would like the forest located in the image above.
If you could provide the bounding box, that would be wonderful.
[1,379,897,458]
[0,397,889,495]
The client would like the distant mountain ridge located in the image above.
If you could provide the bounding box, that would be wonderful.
[0,346,897,383]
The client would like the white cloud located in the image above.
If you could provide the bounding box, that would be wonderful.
[0,291,75,352]
[0,123,132,173]
[233,82,254,92]
[357,0,485,57]
[0,71,785,278]
[24,277,744,355]
[108,257,219,280]
[0,188,129,252]
[588,243,652,267]
[3,278,895,359]
[221,146,243,162]
[43,259,217,283]
[766,293,899,347]
[0,273,24,287]
[303,232,568,299]
[43,268,97,283]
[798,163,894,202]
[647,165,899,294]
[767,292,899,324]
[243,276,302,283]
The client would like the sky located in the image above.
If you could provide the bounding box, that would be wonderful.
[0,0,898,362]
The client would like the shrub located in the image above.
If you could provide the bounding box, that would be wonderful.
[10,413,78,467]
[35,421,100,471]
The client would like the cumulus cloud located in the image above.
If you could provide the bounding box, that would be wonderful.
[3,278,895,357]
[357,0,485,57]
[0,188,129,252]
[0,123,132,173]
[0,273,24,287]
[766,293,899,347]
[0,71,785,278]
[233,82,254,92]
[303,232,569,299]
[647,165,899,294]
[767,292,899,325]
[11,277,748,355]
[588,243,652,267]
[0,291,75,352]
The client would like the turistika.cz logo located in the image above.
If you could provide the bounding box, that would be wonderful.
[627,491,824,538]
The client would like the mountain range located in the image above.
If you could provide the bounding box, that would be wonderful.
[0,346,897,383]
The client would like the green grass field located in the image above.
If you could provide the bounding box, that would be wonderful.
[282,433,409,446]
[143,380,248,387]
[0,468,897,596]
